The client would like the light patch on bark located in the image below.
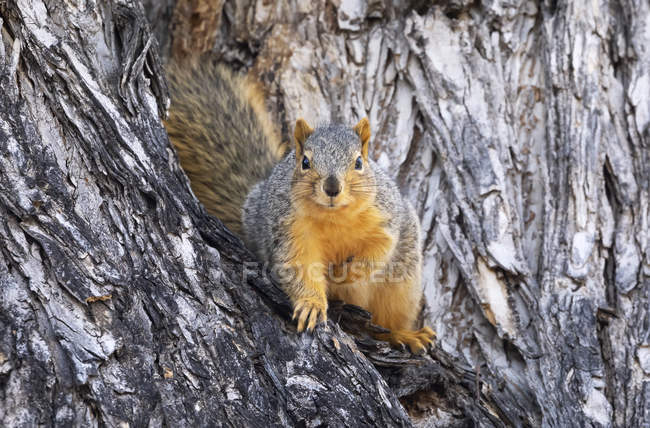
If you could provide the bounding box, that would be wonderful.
[476,258,516,338]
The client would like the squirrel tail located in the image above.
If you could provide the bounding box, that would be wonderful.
[164,59,286,236]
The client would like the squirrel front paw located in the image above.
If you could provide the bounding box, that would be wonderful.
[292,296,328,332]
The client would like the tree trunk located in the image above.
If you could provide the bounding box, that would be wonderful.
[149,0,649,427]
[0,1,514,427]
[2,0,648,426]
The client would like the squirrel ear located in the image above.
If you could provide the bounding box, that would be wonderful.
[294,118,314,155]
[354,117,371,159]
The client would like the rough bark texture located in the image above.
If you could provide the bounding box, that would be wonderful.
[0,1,513,427]
[147,0,649,426]
[1,0,649,426]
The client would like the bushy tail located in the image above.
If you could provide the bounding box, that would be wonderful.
[164,59,285,236]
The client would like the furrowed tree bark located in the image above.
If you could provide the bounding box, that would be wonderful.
[0,1,512,427]
[147,0,650,426]
[2,0,649,426]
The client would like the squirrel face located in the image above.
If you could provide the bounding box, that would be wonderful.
[292,118,376,211]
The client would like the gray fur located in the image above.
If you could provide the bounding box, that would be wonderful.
[243,152,295,263]
[302,125,364,180]
[165,60,284,236]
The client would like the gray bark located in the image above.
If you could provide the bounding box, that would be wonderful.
[146,0,650,426]
[0,1,515,427]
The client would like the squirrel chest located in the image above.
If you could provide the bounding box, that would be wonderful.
[289,203,395,275]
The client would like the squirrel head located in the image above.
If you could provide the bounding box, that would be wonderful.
[292,118,376,212]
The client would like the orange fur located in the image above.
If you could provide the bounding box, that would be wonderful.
[354,117,371,159]
[370,275,435,352]
[289,195,433,351]
[375,327,436,353]
[294,118,314,154]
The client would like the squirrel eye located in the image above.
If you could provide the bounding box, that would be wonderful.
[355,156,363,170]
[302,155,311,170]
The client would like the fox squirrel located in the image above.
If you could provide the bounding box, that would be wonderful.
[165,60,435,352]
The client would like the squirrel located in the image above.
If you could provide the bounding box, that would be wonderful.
[164,59,435,352]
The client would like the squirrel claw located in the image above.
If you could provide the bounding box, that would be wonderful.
[293,298,328,332]
[377,326,436,354]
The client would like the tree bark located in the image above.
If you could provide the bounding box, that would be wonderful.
[148,0,650,427]
[2,0,649,426]
[0,1,514,427]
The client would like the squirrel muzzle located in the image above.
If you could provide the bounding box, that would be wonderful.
[323,176,342,197]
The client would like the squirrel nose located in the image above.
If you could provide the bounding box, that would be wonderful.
[323,176,341,197]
